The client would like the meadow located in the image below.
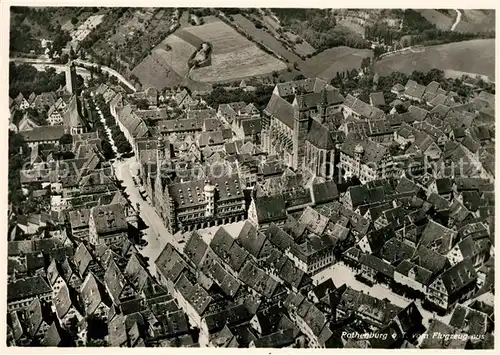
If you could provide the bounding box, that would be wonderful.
[184,21,286,82]
[301,46,373,81]
[373,39,495,81]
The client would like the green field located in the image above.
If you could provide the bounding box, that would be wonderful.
[455,10,496,33]
[302,46,373,81]
[232,14,302,63]
[374,39,495,81]
[416,9,454,30]
[184,20,286,83]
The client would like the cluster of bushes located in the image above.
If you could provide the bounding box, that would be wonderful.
[270,8,370,53]
[84,95,116,160]
[111,127,133,154]
[367,10,495,53]
[202,84,274,111]
[94,94,132,155]
[409,28,494,47]
[10,7,73,55]
[9,63,66,98]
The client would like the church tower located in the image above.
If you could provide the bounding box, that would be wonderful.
[292,92,310,171]
[65,61,78,95]
[157,135,165,167]
[317,89,328,123]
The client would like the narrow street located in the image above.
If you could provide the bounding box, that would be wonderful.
[313,263,452,329]
[75,58,136,92]
[113,157,180,275]
[451,9,462,31]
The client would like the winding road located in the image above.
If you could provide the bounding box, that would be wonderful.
[451,9,462,31]
[10,56,136,92]
[74,59,136,92]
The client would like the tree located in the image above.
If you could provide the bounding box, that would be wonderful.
[373,45,386,58]
[395,104,407,114]
[101,140,115,160]
[59,133,73,146]
[425,68,445,85]
[135,98,150,110]
[361,57,371,72]
[60,53,69,64]
[410,70,426,84]
[294,74,305,81]
[71,16,78,25]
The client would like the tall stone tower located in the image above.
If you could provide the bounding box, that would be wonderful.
[156,135,166,173]
[65,61,78,95]
[317,89,328,123]
[292,93,310,171]
[354,144,364,177]
[204,180,215,217]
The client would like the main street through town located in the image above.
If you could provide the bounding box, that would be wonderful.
[113,156,246,275]
[113,157,180,275]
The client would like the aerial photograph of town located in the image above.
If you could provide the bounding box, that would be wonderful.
[7,6,495,348]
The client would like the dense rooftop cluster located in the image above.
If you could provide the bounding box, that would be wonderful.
[8,52,495,349]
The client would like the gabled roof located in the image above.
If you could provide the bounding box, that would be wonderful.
[81,272,111,316]
[412,244,448,274]
[183,231,208,267]
[395,260,433,285]
[7,275,51,303]
[14,92,26,105]
[343,94,384,119]
[237,221,267,258]
[26,297,53,337]
[20,125,66,142]
[419,220,456,255]
[238,261,278,297]
[425,81,440,95]
[439,258,477,296]
[391,83,405,92]
[404,80,425,100]
[199,249,241,297]
[54,283,81,319]
[155,243,188,283]
[275,77,327,97]
[90,203,128,235]
[340,133,387,164]
[310,179,339,204]
[41,322,64,346]
[253,194,287,224]
[370,92,386,106]
[359,253,395,277]
[63,95,84,128]
[264,93,294,129]
[407,105,429,121]
[175,273,212,315]
[307,119,335,149]
[73,243,95,278]
[298,206,329,235]
[203,304,252,334]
